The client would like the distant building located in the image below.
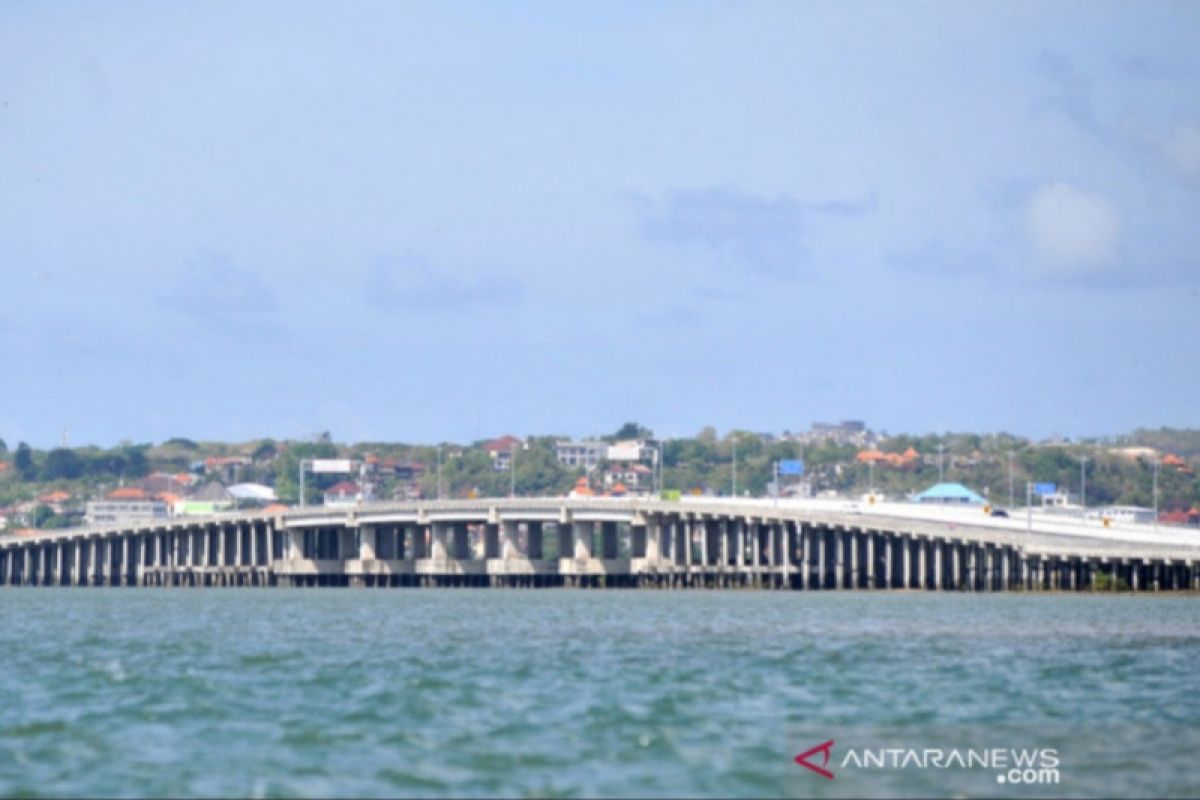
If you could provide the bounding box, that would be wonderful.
[913,482,986,505]
[1086,506,1157,525]
[603,463,653,491]
[85,500,169,526]
[555,440,607,470]
[324,481,362,507]
[483,436,522,472]
[606,440,647,463]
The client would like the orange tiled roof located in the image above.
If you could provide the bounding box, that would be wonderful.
[37,491,71,503]
[262,503,289,514]
[108,487,147,500]
[1163,454,1186,467]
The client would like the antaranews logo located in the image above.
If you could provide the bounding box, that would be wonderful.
[794,740,836,780]
[794,741,1061,786]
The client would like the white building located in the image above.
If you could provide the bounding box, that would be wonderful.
[606,440,646,462]
[85,500,169,526]
[1086,506,1158,525]
[555,440,608,470]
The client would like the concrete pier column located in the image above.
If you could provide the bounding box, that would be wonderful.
[833,529,844,590]
[916,538,927,590]
[430,522,450,563]
[360,525,378,561]
[72,541,84,586]
[736,520,746,570]
[883,535,893,589]
[767,524,777,571]
[844,529,857,589]
[900,537,911,589]
[797,525,808,589]
[865,532,875,589]
[699,519,710,567]
[234,525,245,568]
[573,521,594,560]
[1001,548,1010,591]
[817,528,828,589]
[645,520,662,562]
[216,526,227,569]
[100,538,112,586]
[681,519,693,567]
[929,540,940,590]
[601,522,619,559]
[501,520,520,559]
[781,523,792,584]
[51,543,63,586]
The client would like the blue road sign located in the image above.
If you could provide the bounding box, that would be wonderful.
[1033,482,1057,496]
[779,459,804,476]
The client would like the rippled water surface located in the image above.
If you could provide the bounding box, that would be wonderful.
[1,590,1198,798]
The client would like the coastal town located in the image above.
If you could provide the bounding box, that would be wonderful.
[2,422,1197,537]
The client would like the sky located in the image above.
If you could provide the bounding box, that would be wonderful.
[1,1,1198,448]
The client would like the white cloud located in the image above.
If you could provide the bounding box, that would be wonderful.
[1026,182,1119,272]
[1164,125,1200,180]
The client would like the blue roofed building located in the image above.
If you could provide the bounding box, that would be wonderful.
[913,482,986,505]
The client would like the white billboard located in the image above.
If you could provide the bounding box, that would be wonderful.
[310,458,354,474]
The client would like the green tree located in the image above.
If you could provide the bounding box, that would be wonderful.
[609,422,653,441]
[14,442,35,481]
[42,448,84,481]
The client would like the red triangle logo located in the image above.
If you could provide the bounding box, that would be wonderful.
[795,739,835,780]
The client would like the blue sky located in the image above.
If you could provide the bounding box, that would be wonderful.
[2,1,1198,447]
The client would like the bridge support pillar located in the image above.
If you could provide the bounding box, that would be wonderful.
[916,539,926,590]
[865,532,875,589]
[359,525,377,562]
[501,521,519,560]
[817,528,828,589]
[933,540,942,590]
[883,535,893,590]
[574,522,594,561]
[736,520,746,573]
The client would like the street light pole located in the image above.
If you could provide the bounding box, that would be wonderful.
[1026,482,1033,533]
[510,443,517,499]
[731,436,738,497]
[1008,451,1015,509]
[437,446,443,500]
[1153,459,1160,531]
[938,443,945,484]
[1080,455,1089,512]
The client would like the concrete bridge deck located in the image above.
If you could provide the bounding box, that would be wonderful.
[2,497,1198,591]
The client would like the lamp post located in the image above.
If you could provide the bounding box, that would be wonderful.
[1008,451,1015,509]
[1080,455,1089,513]
[1153,458,1160,531]
[731,436,738,497]
[510,442,517,499]
[938,443,945,484]
[436,446,443,500]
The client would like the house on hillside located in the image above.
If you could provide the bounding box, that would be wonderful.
[484,436,522,471]
[324,481,362,507]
